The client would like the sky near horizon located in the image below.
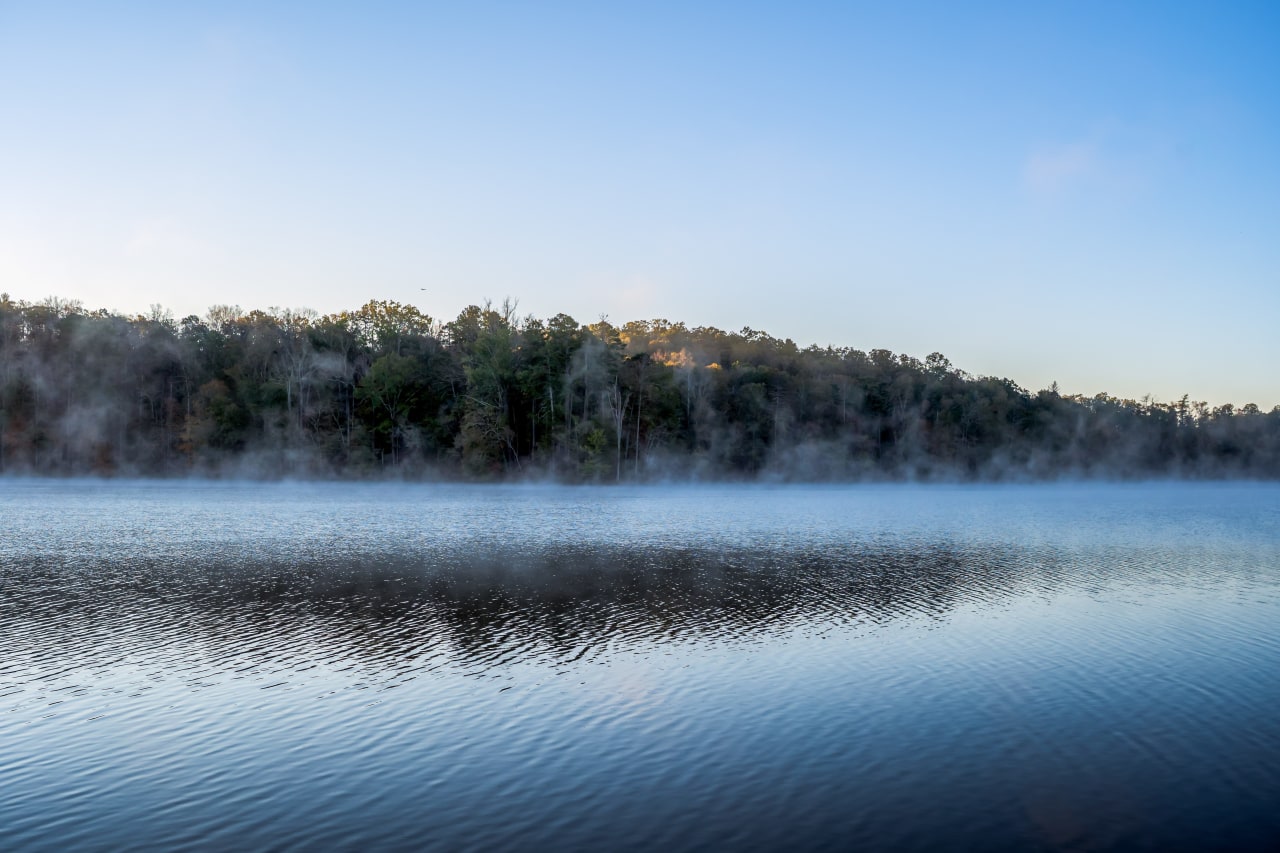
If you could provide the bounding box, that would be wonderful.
[1,2,1277,407]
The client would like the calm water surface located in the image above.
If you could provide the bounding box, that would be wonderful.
[2,481,1279,851]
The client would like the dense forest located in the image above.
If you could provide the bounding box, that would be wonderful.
[1,293,1277,481]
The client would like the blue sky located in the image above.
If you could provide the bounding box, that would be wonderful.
[2,2,1277,406]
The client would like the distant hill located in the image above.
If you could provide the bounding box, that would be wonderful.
[2,294,1277,480]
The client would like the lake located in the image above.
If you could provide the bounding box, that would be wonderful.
[2,481,1279,851]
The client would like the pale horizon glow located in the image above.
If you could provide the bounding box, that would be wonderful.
[1,2,1276,407]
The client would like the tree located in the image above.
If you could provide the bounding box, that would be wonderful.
[357,353,423,466]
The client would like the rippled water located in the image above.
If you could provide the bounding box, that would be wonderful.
[2,481,1279,851]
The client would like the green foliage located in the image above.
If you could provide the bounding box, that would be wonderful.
[0,294,1277,480]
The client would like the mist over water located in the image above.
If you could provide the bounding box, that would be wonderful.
[3,482,1280,850]
[5,297,1278,483]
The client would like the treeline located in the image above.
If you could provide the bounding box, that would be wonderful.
[1,293,1277,480]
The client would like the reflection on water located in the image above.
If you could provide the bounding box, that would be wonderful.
[2,482,1279,851]
[8,543,1066,672]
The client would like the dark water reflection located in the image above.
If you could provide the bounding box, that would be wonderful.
[2,482,1279,851]
[11,543,1058,666]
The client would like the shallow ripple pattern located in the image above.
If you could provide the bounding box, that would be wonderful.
[2,481,1279,851]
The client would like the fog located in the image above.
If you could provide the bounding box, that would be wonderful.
[2,295,1277,482]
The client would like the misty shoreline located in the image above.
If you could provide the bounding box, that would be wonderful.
[3,469,1277,487]
[4,295,1278,483]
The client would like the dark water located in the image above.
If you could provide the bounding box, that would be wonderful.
[2,481,1278,851]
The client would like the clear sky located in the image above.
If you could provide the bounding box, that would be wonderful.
[2,1,1277,406]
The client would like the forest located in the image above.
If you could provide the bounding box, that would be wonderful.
[1,293,1277,481]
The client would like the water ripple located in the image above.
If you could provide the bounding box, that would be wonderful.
[2,482,1279,850]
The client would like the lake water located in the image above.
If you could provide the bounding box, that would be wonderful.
[2,481,1279,851]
